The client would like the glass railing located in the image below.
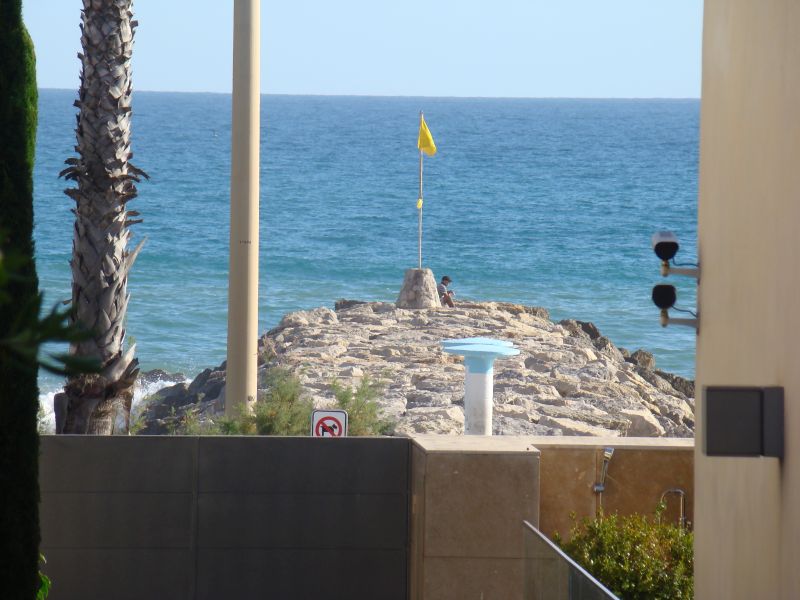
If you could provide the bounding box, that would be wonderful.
[523,520,619,600]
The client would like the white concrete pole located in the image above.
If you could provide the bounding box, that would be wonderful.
[464,368,493,435]
[226,0,260,416]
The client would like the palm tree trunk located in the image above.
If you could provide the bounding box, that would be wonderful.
[56,0,147,435]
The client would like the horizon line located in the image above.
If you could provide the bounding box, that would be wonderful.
[38,87,701,101]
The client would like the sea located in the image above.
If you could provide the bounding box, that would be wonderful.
[33,90,698,407]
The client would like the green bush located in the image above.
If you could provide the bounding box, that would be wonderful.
[171,367,313,436]
[330,375,393,435]
[246,367,313,435]
[37,554,51,600]
[555,506,693,599]
[167,368,393,437]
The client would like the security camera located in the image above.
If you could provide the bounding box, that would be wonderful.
[652,284,677,310]
[652,284,698,331]
[652,231,679,262]
[652,230,700,279]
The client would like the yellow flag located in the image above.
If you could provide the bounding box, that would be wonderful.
[417,198,423,209]
[417,115,437,156]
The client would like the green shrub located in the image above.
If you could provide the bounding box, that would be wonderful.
[247,367,313,435]
[555,506,693,599]
[330,375,393,435]
[170,367,314,436]
[36,554,51,600]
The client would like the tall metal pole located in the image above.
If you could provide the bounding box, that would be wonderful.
[226,0,260,416]
[418,112,424,270]
[418,150,423,269]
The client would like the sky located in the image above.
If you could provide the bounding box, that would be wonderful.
[22,0,703,98]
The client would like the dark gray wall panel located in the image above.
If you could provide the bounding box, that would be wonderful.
[197,548,408,600]
[39,436,410,600]
[198,492,408,548]
[197,436,409,493]
[40,436,196,492]
[41,492,193,548]
[42,548,192,600]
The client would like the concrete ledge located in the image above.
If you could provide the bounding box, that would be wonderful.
[527,436,694,450]
[409,434,542,454]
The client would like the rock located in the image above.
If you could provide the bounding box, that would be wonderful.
[494,404,532,421]
[187,368,212,396]
[620,408,666,436]
[559,319,601,340]
[656,369,695,398]
[394,406,465,435]
[340,366,364,378]
[139,369,185,385]
[335,299,367,311]
[538,416,621,437]
[405,390,451,408]
[137,300,694,438]
[574,347,597,362]
[593,336,625,362]
[628,349,656,370]
[396,268,441,309]
[493,416,555,436]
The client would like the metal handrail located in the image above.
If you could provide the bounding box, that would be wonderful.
[523,520,620,600]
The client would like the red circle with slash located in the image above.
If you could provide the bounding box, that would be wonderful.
[315,416,343,437]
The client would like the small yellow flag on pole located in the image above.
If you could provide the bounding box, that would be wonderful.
[417,115,437,156]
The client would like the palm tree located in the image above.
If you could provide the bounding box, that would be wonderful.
[56,0,147,434]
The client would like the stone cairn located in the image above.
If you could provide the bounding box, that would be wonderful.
[396,268,441,309]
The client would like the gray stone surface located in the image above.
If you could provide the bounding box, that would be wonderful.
[396,268,441,308]
[140,300,695,438]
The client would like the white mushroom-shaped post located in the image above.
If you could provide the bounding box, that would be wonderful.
[442,338,520,435]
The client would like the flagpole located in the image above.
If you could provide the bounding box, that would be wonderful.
[418,112,423,269]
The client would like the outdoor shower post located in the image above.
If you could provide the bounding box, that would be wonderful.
[442,339,519,435]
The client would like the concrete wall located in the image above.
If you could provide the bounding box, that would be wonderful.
[531,438,693,540]
[409,436,541,600]
[40,436,410,600]
[40,435,694,599]
[697,1,800,597]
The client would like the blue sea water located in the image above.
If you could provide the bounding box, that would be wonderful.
[33,90,698,396]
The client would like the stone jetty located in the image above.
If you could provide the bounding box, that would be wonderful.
[139,300,694,438]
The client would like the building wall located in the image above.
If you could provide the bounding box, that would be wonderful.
[40,436,410,600]
[531,438,693,540]
[40,435,694,599]
[697,1,800,597]
[409,436,541,600]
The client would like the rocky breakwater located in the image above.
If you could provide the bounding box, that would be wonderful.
[141,300,694,437]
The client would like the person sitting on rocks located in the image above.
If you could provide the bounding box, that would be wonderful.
[438,275,455,307]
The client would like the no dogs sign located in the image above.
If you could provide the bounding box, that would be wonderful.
[311,410,348,437]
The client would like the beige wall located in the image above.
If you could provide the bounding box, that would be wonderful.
[532,438,693,540]
[697,1,800,597]
[410,436,541,600]
[409,436,693,600]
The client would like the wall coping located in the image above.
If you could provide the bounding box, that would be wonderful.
[408,434,693,454]
[409,434,541,454]
[527,436,694,450]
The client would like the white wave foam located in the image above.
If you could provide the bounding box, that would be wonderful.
[38,375,189,434]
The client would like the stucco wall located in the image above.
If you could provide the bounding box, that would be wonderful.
[697,1,800,597]
[532,437,693,540]
[409,436,541,600]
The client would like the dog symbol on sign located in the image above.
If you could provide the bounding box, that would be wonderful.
[315,416,343,437]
